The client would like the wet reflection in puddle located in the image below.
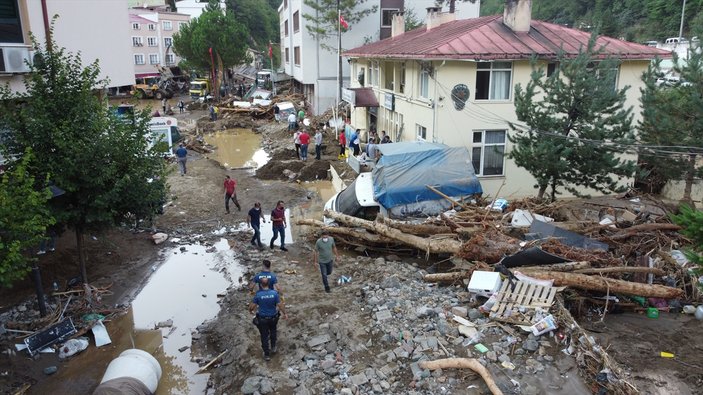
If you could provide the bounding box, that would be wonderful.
[30,239,243,395]
[303,180,337,203]
[205,128,270,169]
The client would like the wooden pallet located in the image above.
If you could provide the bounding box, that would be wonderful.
[490,280,558,325]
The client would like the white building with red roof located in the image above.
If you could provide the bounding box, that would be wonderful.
[343,0,671,199]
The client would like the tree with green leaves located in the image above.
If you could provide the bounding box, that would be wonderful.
[508,35,636,201]
[172,0,250,72]
[302,0,378,48]
[0,151,54,288]
[0,34,167,284]
[671,205,703,288]
[639,52,703,206]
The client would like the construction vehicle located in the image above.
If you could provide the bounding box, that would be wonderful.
[130,66,190,100]
[189,78,211,100]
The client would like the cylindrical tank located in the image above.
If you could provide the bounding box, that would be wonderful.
[98,349,162,393]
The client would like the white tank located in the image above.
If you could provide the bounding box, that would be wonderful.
[99,349,162,393]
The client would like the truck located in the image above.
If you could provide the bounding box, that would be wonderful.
[325,142,483,220]
[147,117,181,155]
[189,78,211,100]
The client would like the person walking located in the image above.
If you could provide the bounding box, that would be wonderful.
[299,129,310,161]
[350,129,361,156]
[178,100,185,114]
[297,108,305,123]
[273,104,280,122]
[338,131,347,160]
[312,232,340,293]
[249,259,280,292]
[223,175,241,213]
[287,112,297,131]
[249,277,287,361]
[269,201,288,251]
[314,129,323,160]
[175,143,188,176]
[209,105,216,121]
[247,202,265,248]
[293,130,302,159]
[162,98,167,114]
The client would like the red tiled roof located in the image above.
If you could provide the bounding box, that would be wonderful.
[344,15,672,61]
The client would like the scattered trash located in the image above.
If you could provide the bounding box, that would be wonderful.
[178,346,189,352]
[467,271,502,297]
[92,321,112,347]
[43,366,58,375]
[646,307,660,319]
[58,337,90,359]
[683,305,697,314]
[474,343,489,353]
[24,318,77,356]
[488,198,509,212]
[660,352,675,358]
[510,209,554,228]
[151,232,169,245]
[156,319,174,328]
[501,360,516,370]
[530,314,557,335]
[696,306,703,320]
[337,275,352,285]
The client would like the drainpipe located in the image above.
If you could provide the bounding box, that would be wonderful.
[431,60,447,142]
[41,0,52,51]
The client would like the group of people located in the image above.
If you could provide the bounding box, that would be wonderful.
[292,128,324,161]
[161,98,186,115]
[248,230,340,361]
[337,129,391,160]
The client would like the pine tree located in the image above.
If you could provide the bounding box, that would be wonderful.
[671,205,703,286]
[508,34,636,201]
[302,0,377,51]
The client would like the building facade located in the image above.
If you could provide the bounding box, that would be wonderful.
[0,0,133,93]
[278,0,479,115]
[175,0,225,20]
[344,2,670,199]
[129,8,190,81]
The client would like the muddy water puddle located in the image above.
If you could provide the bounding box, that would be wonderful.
[30,239,243,395]
[205,128,270,169]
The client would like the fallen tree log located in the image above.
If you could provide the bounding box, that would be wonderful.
[419,358,503,395]
[574,266,666,276]
[380,216,452,235]
[518,270,683,298]
[296,219,395,244]
[423,271,473,283]
[324,210,462,254]
[519,261,592,272]
[601,223,682,241]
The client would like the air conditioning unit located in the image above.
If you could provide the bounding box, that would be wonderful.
[0,46,32,73]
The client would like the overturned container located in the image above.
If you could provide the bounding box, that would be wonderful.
[93,349,162,395]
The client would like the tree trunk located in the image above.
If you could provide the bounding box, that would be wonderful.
[573,266,665,276]
[602,223,682,241]
[76,227,88,284]
[537,184,547,199]
[380,216,453,235]
[519,270,683,298]
[419,358,503,395]
[324,210,462,254]
[682,153,697,208]
[423,271,473,283]
[520,261,592,272]
[296,219,396,244]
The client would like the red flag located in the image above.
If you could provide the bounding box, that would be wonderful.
[268,43,273,58]
[339,15,349,29]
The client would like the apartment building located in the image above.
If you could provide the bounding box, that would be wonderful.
[129,7,190,80]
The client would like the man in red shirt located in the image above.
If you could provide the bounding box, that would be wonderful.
[298,130,310,161]
[223,175,241,213]
[269,200,287,251]
[338,131,346,160]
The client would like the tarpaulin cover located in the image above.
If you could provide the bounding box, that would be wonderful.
[372,142,483,208]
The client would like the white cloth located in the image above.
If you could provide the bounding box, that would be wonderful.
[294,131,302,144]
[287,113,297,123]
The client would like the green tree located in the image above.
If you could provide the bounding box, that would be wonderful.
[404,8,423,31]
[0,151,54,288]
[226,0,279,47]
[302,0,378,49]
[172,0,250,72]
[0,34,166,284]
[671,205,703,287]
[508,35,636,201]
[639,52,703,205]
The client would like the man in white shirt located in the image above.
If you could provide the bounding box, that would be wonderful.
[287,112,297,131]
[314,129,323,160]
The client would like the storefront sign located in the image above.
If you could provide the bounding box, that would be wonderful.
[342,88,356,105]
[383,93,395,111]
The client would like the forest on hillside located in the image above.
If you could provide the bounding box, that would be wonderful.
[480,0,703,43]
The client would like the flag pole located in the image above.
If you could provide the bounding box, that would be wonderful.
[336,0,342,139]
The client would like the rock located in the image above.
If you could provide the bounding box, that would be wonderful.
[156,319,173,328]
[498,354,511,363]
[307,334,331,348]
[43,366,58,375]
[386,255,400,262]
[457,325,477,338]
[523,384,539,395]
[523,339,539,352]
[241,376,262,394]
[374,257,386,265]
[543,355,554,362]
[375,310,392,321]
[350,372,369,386]
[17,305,27,313]
[259,378,274,394]
[468,309,481,320]
[416,306,436,318]
[178,346,189,352]
[410,362,423,379]
[368,296,382,306]
[340,389,353,395]
[381,276,401,289]
[151,232,168,245]
[321,359,336,369]
[486,351,498,362]
[451,306,468,317]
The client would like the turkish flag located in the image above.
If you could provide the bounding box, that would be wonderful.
[268,43,273,58]
[339,15,349,29]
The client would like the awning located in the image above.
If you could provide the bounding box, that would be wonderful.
[351,87,379,108]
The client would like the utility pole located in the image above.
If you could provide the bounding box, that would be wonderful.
[337,0,342,106]
[679,0,687,40]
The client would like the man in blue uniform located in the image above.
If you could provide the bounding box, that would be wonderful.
[249,259,280,292]
[249,277,287,361]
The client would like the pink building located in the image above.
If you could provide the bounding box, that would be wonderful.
[128,7,190,80]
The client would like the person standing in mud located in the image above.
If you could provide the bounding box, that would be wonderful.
[314,129,323,160]
[299,129,310,161]
[338,130,347,160]
[175,143,188,176]
[293,129,302,159]
[269,201,288,251]
[249,277,287,361]
[223,175,241,213]
[247,202,265,248]
[312,231,340,293]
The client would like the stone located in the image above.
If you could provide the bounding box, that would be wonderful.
[340,389,353,395]
[156,319,173,328]
[375,310,392,321]
[241,376,262,394]
[43,366,58,375]
[523,339,539,352]
[307,334,331,348]
[451,306,468,317]
[17,305,27,312]
[350,372,369,386]
[457,325,477,338]
[498,354,511,363]
[374,257,386,266]
[380,380,391,390]
[486,351,498,362]
[259,378,274,394]
[410,362,423,379]
[368,296,382,306]
[543,355,554,362]
[522,384,539,395]
[381,276,401,289]
[468,309,481,320]
[416,306,436,318]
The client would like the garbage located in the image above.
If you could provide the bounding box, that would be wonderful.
[24,318,77,356]
[660,352,675,358]
[337,275,352,285]
[58,337,90,359]
[669,250,690,267]
[43,366,58,375]
[488,198,509,212]
[92,321,112,347]
[474,343,489,353]
[696,306,703,320]
[646,308,659,319]
[510,209,554,228]
[530,314,557,336]
[683,305,697,314]
[467,271,502,297]
[501,360,516,370]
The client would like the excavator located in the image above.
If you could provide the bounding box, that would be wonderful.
[130,66,190,100]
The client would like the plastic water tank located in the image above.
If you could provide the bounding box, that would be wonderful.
[99,349,162,393]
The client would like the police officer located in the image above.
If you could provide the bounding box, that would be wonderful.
[249,259,281,292]
[249,277,287,361]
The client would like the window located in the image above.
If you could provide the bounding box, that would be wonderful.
[163,21,172,31]
[0,0,23,42]
[284,20,288,36]
[293,11,299,32]
[147,37,157,46]
[471,130,506,176]
[416,124,427,140]
[475,62,512,100]
[294,46,300,66]
[384,62,394,90]
[132,22,140,30]
[381,8,399,27]
[367,61,379,87]
[419,69,430,99]
[134,54,145,65]
[178,21,186,30]
[589,62,619,91]
[164,37,173,47]
[149,54,159,64]
[132,36,143,47]
[546,62,557,77]
[285,47,289,63]
[148,23,155,31]
[399,62,405,94]
[165,53,175,65]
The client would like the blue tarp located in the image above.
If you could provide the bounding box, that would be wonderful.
[372,141,483,208]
